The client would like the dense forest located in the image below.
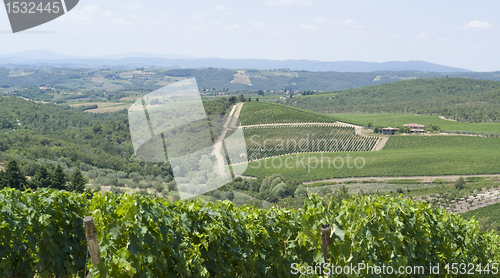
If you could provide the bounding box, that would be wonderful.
[0,96,269,198]
[0,96,236,172]
[280,77,500,123]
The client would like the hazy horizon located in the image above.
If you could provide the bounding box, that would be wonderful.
[1,1,499,71]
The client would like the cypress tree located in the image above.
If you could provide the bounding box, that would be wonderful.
[31,165,51,189]
[4,160,26,190]
[0,169,6,189]
[51,164,67,190]
[68,168,88,193]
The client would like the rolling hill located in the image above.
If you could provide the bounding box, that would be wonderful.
[2,67,500,96]
[238,102,335,125]
[278,77,500,123]
[0,49,471,72]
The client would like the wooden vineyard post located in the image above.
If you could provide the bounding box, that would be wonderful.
[84,216,101,267]
[321,225,332,264]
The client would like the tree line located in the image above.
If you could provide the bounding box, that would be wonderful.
[281,77,500,123]
[0,159,88,193]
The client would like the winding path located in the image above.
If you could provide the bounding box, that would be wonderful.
[211,102,246,176]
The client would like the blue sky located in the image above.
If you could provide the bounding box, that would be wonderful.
[1,0,499,71]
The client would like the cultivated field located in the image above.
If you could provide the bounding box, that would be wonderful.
[242,135,500,181]
[242,125,378,160]
[462,202,500,229]
[84,104,132,113]
[69,102,121,108]
[230,71,253,85]
[239,102,335,125]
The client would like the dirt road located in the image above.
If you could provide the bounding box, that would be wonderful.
[212,103,243,176]
[372,136,389,151]
[303,174,500,185]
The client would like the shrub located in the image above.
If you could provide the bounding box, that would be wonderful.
[153,182,164,193]
[132,175,141,183]
[167,181,176,191]
[127,181,139,189]
[454,177,466,190]
[79,162,93,172]
[272,183,288,199]
[116,179,126,188]
[116,171,128,179]
[433,179,446,184]
[109,186,125,195]
[294,185,307,198]
[87,170,99,179]
[155,175,165,183]
[160,190,169,197]
[88,184,101,193]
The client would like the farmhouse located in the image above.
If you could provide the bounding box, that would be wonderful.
[382,127,399,135]
[404,123,425,132]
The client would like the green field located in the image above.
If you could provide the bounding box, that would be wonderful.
[331,113,500,134]
[462,202,500,232]
[239,102,335,125]
[242,125,378,160]
[242,135,500,181]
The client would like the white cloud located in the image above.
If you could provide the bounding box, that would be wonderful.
[342,19,362,29]
[341,19,364,33]
[461,20,493,29]
[416,31,447,42]
[314,17,329,23]
[113,18,131,25]
[124,4,143,11]
[416,31,433,39]
[57,5,112,23]
[226,24,242,31]
[299,24,319,31]
[266,0,313,6]
[192,20,222,31]
[101,11,113,18]
[251,22,267,28]
[213,4,232,11]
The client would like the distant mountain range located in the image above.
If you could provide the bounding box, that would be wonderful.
[0,49,472,72]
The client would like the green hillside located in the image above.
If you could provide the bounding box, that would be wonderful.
[0,96,235,174]
[331,113,500,134]
[0,97,126,134]
[278,77,500,123]
[243,136,500,181]
[462,203,500,233]
[239,102,335,125]
[5,68,500,104]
